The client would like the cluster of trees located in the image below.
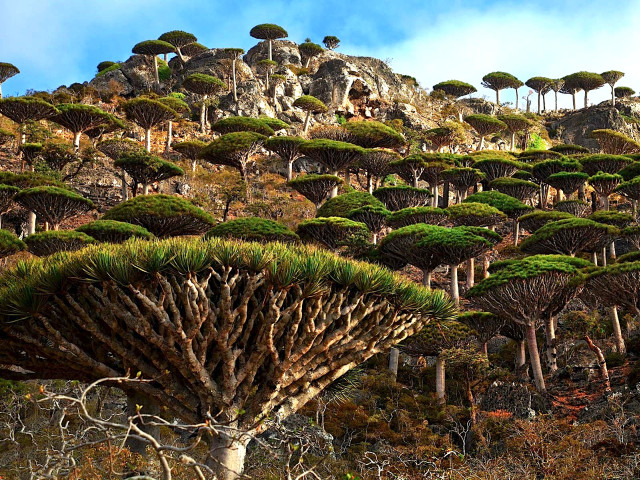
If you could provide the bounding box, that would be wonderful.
[434,70,634,111]
[3,20,640,480]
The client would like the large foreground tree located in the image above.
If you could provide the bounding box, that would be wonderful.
[0,62,19,98]
[0,238,455,478]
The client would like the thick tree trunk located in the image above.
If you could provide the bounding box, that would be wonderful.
[514,220,520,246]
[145,128,152,153]
[431,184,439,208]
[421,269,432,288]
[537,92,541,114]
[479,136,485,151]
[544,315,558,373]
[27,211,36,235]
[554,91,558,111]
[165,120,173,153]
[389,347,399,379]
[330,169,339,198]
[231,58,238,102]
[192,159,197,172]
[482,254,490,279]
[121,171,129,201]
[73,131,81,152]
[495,89,500,106]
[584,90,589,109]
[367,174,374,194]
[611,85,615,106]
[610,306,626,354]
[303,111,311,134]
[450,264,459,305]
[435,354,446,403]
[466,258,474,289]
[572,93,576,110]
[515,339,526,368]
[525,323,545,392]
[542,92,547,112]
[442,181,450,208]
[515,87,519,110]
[511,132,516,151]
[632,199,637,219]
[268,39,273,61]
[585,335,611,392]
[153,56,160,86]
[287,160,294,182]
[207,431,251,480]
[602,247,608,267]
[609,240,616,259]
[591,251,598,265]
[200,95,208,134]
[603,195,610,211]
[142,183,150,195]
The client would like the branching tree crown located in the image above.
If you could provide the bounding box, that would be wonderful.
[14,186,94,230]
[0,229,25,257]
[519,218,617,256]
[518,210,574,233]
[24,230,95,256]
[432,80,477,98]
[343,120,406,149]
[212,116,275,136]
[206,217,299,243]
[316,191,384,218]
[76,219,154,243]
[481,71,523,104]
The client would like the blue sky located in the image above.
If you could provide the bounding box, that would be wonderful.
[1,0,639,109]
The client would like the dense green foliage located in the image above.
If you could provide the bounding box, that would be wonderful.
[0,230,26,258]
[102,194,215,237]
[212,116,275,136]
[432,80,477,98]
[342,121,405,148]
[206,217,299,243]
[76,220,154,243]
[387,206,449,228]
[24,230,95,256]
[316,191,384,218]
[518,210,574,233]
[464,190,532,218]
[446,202,506,226]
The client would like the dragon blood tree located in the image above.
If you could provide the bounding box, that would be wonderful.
[122,98,178,153]
[584,260,640,355]
[98,138,146,201]
[212,117,274,136]
[616,177,640,216]
[24,230,95,257]
[293,95,328,134]
[489,177,538,202]
[591,129,640,155]
[76,220,153,243]
[299,139,364,196]
[472,157,521,182]
[588,210,632,263]
[299,41,323,68]
[158,95,190,152]
[497,114,533,151]
[518,210,573,234]
[390,154,428,188]
[14,186,94,231]
[206,217,299,243]
[564,71,605,108]
[373,186,431,211]
[316,191,384,218]
[468,255,586,390]
[199,131,267,196]
[443,167,485,201]
[417,225,501,304]
[114,152,184,196]
[549,144,589,156]
[50,104,115,151]
[378,223,446,287]
[181,73,226,133]
[342,120,406,149]
[346,205,390,244]
[464,114,507,151]
[0,229,25,257]
[520,218,618,257]
[402,320,475,403]
[531,158,582,207]
[615,86,635,99]
[457,311,504,357]
[181,42,208,58]
[358,149,401,193]
[131,39,175,87]
[600,70,624,106]
[264,136,306,181]
[432,80,477,99]
[464,190,532,245]
[102,195,214,238]
[554,200,591,217]
[580,154,631,175]
[323,35,340,50]
[0,184,19,228]
[0,62,19,98]
[222,48,245,103]
[545,172,589,199]
[158,30,197,62]
[296,217,369,251]
[419,154,456,208]
[481,71,523,108]
[387,206,449,228]
[0,238,455,479]
[525,77,553,114]
[0,97,57,144]
[287,174,342,211]
[172,140,207,172]
[519,150,563,163]
[249,23,288,61]
[588,172,623,210]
